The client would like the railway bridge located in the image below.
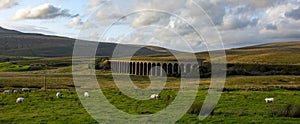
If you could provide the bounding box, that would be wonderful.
[109,59,205,76]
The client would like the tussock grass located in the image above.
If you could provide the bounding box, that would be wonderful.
[0,71,300,123]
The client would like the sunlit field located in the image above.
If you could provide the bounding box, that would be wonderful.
[1,70,300,123]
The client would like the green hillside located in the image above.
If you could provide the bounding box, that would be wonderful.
[0,27,177,57]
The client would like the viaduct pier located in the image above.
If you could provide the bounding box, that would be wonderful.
[109,59,205,76]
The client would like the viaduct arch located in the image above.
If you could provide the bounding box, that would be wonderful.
[109,59,205,76]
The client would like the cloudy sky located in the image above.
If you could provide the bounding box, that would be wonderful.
[1,0,300,52]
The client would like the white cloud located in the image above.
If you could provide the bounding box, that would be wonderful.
[86,0,123,20]
[69,17,83,26]
[86,1,124,26]
[67,16,95,30]
[259,1,300,40]
[186,0,226,25]
[285,7,300,20]
[264,24,277,30]
[0,0,17,9]
[87,0,106,12]
[221,27,262,47]
[81,0,300,51]
[134,0,185,11]
[116,26,200,52]
[222,5,258,30]
[131,12,169,27]
[94,5,122,20]
[0,23,55,34]
[13,3,77,20]
[87,0,104,9]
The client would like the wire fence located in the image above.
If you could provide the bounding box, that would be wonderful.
[0,73,75,90]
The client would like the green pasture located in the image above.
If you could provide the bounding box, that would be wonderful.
[1,89,300,123]
[0,71,300,123]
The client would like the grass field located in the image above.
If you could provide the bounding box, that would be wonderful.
[0,90,97,123]
[0,62,30,72]
[1,88,300,123]
[1,70,300,123]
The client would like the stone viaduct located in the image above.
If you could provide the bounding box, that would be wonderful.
[109,59,205,76]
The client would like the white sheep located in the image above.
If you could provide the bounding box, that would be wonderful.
[84,91,90,97]
[21,88,30,92]
[150,94,159,99]
[56,92,62,98]
[265,98,274,103]
[16,97,24,103]
[13,90,18,94]
[3,90,11,94]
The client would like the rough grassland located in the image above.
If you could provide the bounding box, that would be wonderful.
[0,71,300,123]
[1,89,300,123]
[146,41,300,65]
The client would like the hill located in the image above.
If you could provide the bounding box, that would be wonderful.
[1,27,300,65]
[0,27,177,57]
[110,41,300,65]
[194,41,300,65]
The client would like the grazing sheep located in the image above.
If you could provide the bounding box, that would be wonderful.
[150,94,159,99]
[16,97,24,103]
[84,91,90,97]
[3,90,12,94]
[13,90,18,94]
[265,98,274,103]
[56,92,62,98]
[21,88,30,92]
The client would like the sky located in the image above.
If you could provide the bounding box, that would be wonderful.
[1,0,300,52]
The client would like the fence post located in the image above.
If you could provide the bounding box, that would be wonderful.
[44,72,46,90]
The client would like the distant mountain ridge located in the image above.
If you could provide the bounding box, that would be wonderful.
[0,27,177,57]
[0,27,22,34]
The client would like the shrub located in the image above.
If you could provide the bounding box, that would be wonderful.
[117,91,122,95]
[187,103,202,115]
[49,96,54,101]
[66,84,75,88]
[270,104,300,118]
[0,102,7,105]
[290,105,300,118]
[28,65,43,71]
[187,102,215,116]
[95,57,110,70]
[28,85,42,89]
[139,111,153,114]
[165,95,171,102]
[237,110,248,116]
